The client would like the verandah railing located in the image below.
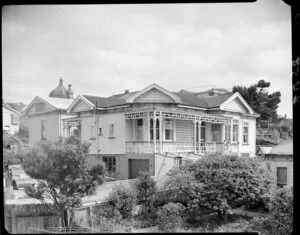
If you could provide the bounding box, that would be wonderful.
[125,141,239,155]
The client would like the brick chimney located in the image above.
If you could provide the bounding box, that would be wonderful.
[124,89,129,94]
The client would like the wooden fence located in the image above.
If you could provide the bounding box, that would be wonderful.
[4,203,61,234]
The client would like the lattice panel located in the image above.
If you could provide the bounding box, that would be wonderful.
[125,109,231,124]
[125,112,147,119]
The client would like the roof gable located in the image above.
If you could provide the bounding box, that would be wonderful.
[23,96,74,115]
[126,83,181,103]
[67,95,96,113]
[220,92,254,114]
[2,103,21,115]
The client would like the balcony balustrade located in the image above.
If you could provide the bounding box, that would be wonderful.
[125,141,239,155]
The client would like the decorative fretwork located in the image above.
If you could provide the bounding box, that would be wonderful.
[125,109,231,125]
[125,112,148,119]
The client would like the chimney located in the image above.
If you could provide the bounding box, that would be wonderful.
[59,77,63,86]
[67,84,74,99]
[125,89,129,94]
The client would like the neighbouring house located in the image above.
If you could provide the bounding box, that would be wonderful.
[21,78,75,145]
[3,102,21,135]
[63,83,259,180]
[263,141,293,194]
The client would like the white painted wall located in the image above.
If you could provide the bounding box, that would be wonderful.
[28,112,60,144]
[98,112,126,155]
[3,106,19,135]
[223,113,257,157]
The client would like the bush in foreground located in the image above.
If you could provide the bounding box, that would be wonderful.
[108,185,137,219]
[167,155,274,221]
[156,202,185,232]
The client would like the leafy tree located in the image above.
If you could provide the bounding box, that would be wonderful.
[108,185,137,219]
[167,155,274,220]
[136,171,157,216]
[3,132,24,168]
[232,79,281,121]
[269,186,293,235]
[21,137,106,231]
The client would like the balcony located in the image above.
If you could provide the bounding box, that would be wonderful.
[125,141,239,155]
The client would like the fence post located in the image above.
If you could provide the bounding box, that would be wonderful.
[11,209,17,234]
[87,207,91,227]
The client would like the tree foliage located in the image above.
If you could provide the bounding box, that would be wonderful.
[269,186,293,235]
[136,171,157,216]
[167,155,274,220]
[21,137,106,230]
[156,202,185,232]
[232,79,281,121]
[108,185,137,219]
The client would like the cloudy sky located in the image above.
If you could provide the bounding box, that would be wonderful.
[2,1,292,117]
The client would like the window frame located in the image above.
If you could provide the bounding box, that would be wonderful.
[277,167,287,187]
[103,156,116,172]
[242,122,249,144]
[135,119,144,141]
[232,120,239,143]
[164,119,175,141]
[109,123,115,138]
[41,120,46,140]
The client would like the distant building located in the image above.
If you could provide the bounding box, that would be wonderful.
[263,142,293,194]
[22,78,75,144]
[3,102,20,135]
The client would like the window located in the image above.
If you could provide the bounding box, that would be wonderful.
[109,124,115,138]
[201,122,206,141]
[241,153,250,158]
[98,128,103,136]
[150,119,160,140]
[36,102,45,112]
[232,120,239,142]
[225,124,231,142]
[164,119,175,141]
[11,114,18,124]
[103,156,116,172]
[136,119,143,140]
[41,120,46,139]
[211,124,221,142]
[277,167,287,188]
[243,122,249,144]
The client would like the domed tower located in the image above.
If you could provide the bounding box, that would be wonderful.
[49,78,69,99]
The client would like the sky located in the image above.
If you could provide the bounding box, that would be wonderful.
[2,1,292,117]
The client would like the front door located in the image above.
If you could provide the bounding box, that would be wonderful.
[129,159,150,179]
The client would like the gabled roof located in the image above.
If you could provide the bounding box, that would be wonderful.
[203,93,233,108]
[126,83,181,103]
[3,103,21,115]
[22,96,73,115]
[66,84,257,116]
[174,91,209,108]
[268,142,293,155]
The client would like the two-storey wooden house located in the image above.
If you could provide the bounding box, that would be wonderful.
[64,83,259,179]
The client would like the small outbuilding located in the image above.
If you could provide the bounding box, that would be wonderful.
[263,141,293,194]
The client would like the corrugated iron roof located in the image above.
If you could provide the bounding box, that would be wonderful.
[203,93,233,108]
[268,142,293,155]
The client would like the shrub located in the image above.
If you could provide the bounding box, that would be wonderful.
[136,171,157,216]
[167,155,274,220]
[108,185,137,219]
[93,204,122,223]
[269,186,293,235]
[156,202,185,232]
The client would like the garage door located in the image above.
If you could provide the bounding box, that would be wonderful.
[129,159,150,179]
